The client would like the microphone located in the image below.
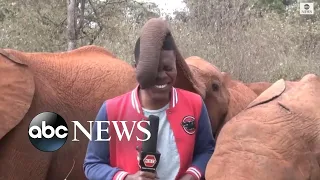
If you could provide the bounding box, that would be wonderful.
[138,115,161,173]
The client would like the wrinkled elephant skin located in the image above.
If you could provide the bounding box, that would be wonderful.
[219,72,258,137]
[245,81,272,96]
[205,74,320,180]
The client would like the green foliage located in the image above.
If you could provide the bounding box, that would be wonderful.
[0,0,161,53]
[252,0,287,13]
[0,0,67,51]
[175,0,319,82]
[1,0,319,82]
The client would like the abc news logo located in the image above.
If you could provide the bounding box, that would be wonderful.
[28,112,151,152]
[300,3,314,15]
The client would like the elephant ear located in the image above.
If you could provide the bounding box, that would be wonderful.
[221,72,243,88]
[247,79,286,109]
[0,49,35,140]
[174,50,206,98]
[221,72,235,89]
[184,64,206,94]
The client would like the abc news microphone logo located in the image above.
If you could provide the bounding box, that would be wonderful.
[28,112,151,152]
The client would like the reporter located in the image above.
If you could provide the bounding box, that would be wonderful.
[83,18,215,180]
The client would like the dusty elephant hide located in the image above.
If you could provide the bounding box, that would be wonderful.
[206,74,320,180]
[218,72,258,137]
[185,56,258,138]
[245,81,273,96]
[0,46,138,180]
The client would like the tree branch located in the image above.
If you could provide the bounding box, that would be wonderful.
[87,0,104,44]
[76,0,85,37]
[67,0,77,50]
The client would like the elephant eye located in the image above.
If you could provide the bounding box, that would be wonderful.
[211,83,220,91]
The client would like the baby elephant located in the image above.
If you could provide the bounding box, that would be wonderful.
[206,73,320,180]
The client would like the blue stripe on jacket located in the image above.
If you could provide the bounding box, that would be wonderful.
[191,99,216,177]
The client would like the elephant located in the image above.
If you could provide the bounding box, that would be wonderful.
[0,46,139,180]
[205,73,320,180]
[245,81,272,96]
[184,65,258,138]
[184,57,258,138]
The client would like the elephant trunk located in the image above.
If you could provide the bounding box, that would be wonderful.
[135,18,169,89]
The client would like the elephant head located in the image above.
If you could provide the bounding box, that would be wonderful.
[205,74,320,180]
[184,56,229,136]
[220,72,258,125]
[245,81,272,96]
[185,57,258,138]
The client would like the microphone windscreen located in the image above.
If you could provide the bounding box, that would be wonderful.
[142,115,159,152]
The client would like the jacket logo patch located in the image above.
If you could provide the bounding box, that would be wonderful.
[181,116,196,135]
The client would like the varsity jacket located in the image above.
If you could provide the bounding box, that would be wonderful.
[83,86,215,180]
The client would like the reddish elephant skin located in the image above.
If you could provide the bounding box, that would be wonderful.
[184,56,229,138]
[218,71,258,138]
[220,71,258,122]
[245,81,272,96]
[184,57,258,139]
[205,74,320,180]
[0,46,138,180]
